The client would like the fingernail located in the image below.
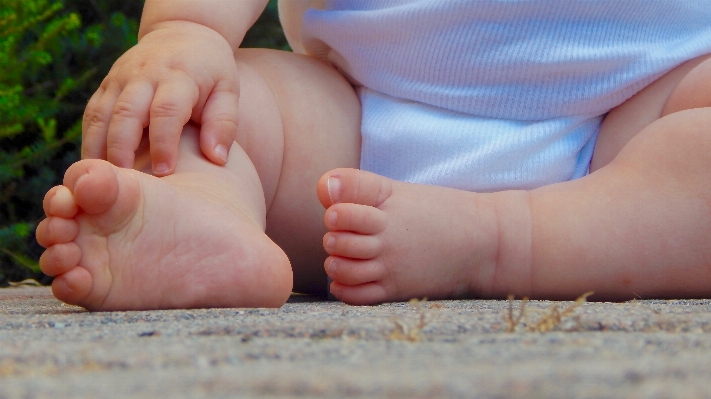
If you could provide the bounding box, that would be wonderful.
[327,177,341,203]
[215,144,228,163]
[153,162,170,175]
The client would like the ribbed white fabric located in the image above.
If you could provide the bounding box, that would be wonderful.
[280,0,711,191]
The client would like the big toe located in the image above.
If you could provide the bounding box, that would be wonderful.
[318,168,394,208]
[64,159,121,215]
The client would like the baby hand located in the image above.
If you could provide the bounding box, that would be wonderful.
[82,21,240,175]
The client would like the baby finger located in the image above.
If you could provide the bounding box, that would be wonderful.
[82,86,119,160]
[106,80,154,168]
[199,85,240,165]
[148,79,199,175]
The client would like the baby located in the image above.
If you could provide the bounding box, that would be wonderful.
[36,0,711,310]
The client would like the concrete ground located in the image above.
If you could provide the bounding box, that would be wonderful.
[1,286,711,398]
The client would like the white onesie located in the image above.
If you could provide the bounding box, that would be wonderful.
[279,0,711,191]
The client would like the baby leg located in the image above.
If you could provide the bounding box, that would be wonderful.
[526,107,711,300]
[36,49,361,310]
[536,53,711,299]
[591,54,711,171]
[319,54,711,304]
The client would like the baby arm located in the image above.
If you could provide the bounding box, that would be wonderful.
[82,0,268,175]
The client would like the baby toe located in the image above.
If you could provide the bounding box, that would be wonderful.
[64,159,120,215]
[330,281,388,306]
[51,266,92,306]
[325,257,387,285]
[43,186,78,218]
[323,232,383,259]
[40,243,81,276]
[318,168,393,208]
[325,203,387,234]
[35,217,79,247]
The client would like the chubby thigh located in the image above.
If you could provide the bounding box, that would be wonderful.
[592,53,711,171]
[231,48,362,295]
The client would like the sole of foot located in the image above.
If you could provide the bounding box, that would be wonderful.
[37,159,292,310]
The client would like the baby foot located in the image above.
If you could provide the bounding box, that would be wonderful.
[36,159,292,310]
[317,168,530,305]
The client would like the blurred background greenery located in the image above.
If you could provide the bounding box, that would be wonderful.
[0,0,288,286]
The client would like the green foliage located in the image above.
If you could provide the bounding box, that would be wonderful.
[0,0,141,284]
[0,0,287,285]
[242,0,290,51]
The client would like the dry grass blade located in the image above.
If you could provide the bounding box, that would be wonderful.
[505,294,529,332]
[389,298,429,342]
[7,279,42,287]
[630,292,661,314]
[505,292,593,333]
[529,291,593,332]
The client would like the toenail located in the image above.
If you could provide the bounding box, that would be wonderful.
[215,144,229,163]
[328,211,338,228]
[52,187,75,213]
[327,177,341,203]
[74,174,88,189]
[56,185,71,199]
[326,258,338,274]
[59,278,73,294]
[326,235,336,249]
